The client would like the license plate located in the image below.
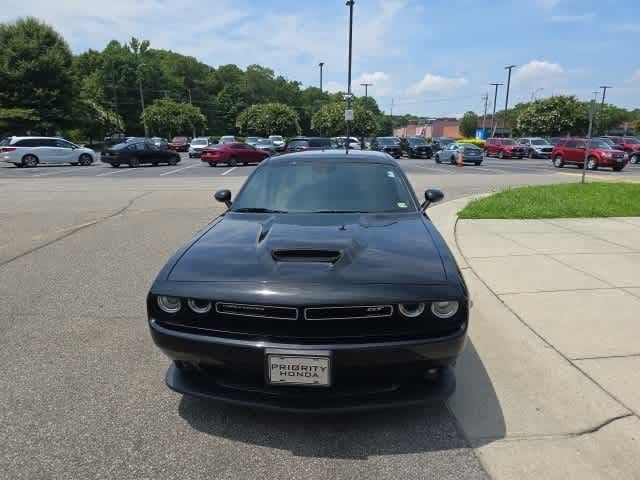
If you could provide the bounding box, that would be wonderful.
[267,352,330,387]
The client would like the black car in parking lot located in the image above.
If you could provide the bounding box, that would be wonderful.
[402,136,433,159]
[370,137,402,158]
[101,139,181,167]
[147,150,469,412]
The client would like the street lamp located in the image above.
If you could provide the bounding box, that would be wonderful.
[503,65,517,133]
[318,62,324,92]
[137,62,148,137]
[599,85,612,135]
[345,0,355,151]
[360,82,372,98]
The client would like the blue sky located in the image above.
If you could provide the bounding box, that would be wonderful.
[3,0,639,117]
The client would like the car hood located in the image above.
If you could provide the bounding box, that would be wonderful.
[168,212,447,285]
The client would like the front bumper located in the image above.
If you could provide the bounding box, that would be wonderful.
[149,318,466,412]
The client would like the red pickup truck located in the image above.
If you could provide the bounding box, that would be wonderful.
[552,138,628,171]
[484,138,526,159]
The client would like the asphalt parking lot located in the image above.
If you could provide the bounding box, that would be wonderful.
[1,156,639,479]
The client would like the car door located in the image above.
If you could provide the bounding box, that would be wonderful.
[563,140,580,163]
[53,139,77,164]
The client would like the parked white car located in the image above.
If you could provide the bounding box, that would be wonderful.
[268,135,285,152]
[0,136,96,167]
[188,137,210,158]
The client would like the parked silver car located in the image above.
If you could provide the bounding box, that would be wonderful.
[268,135,285,152]
[517,137,553,159]
[188,137,210,158]
[255,138,276,155]
[0,136,96,167]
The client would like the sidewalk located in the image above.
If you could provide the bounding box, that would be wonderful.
[428,198,640,480]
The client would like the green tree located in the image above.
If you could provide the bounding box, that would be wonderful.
[141,99,206,137]
[311,103,379,137]
[459,111,479,137]
[236,103,301,137]
[516,96,589,137]
[0,17,74,134]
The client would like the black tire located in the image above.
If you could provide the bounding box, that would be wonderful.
[13,163,22,168]
[79,154,92,166]
[450,156,456,165]
[188,153,193,159]
[111,162,120,168]
[553,155,564,168]
[613,165,624,172]
[168,155,179,166]
[475,162,482,166]
[528,150,534,159]
[208,162,216,167]
[229,156,238,167]
[129,157,140,168]
[435,155,441,163]
[631,154,640,164]
[586,156,598,170]
[22,154,38,168]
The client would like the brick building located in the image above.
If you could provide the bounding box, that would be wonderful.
[394,118,460,138]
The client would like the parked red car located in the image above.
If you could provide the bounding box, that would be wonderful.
[484,138,526,159]
[552,138,628,171]
[201,142,270,166]
[167,136,190,152]
[603,136,640,164]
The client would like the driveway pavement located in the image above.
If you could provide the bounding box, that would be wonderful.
[429,198,640,479]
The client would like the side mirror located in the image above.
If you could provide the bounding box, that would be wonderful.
[214,189,232,208]
[421,189,444,211]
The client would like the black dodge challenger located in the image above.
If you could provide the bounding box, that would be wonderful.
[147,150,469,412]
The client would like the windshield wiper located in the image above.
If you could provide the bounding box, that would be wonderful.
[310,210,370,213]
[232,207,288,213]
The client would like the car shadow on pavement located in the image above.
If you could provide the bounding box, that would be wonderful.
[177,340,504,458]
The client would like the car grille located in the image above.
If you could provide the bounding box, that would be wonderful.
[540,147,552,153]
[155,301,465,343]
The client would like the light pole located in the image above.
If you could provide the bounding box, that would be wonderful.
[360,82,372,98]
[503,65,517,133]
[137,63,148,137]
[318,62,324,92]
[490,82,503,137]
[482,93,489,136]
[345,0,355,152]
[599,85,612,135]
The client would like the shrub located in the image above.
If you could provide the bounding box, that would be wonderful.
[457,137,485,147]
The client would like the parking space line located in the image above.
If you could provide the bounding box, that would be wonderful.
[159,163,200,176]
[31,168,85,177]
[96,168,137,177]
[221,167,237,176]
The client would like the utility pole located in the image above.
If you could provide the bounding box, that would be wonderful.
[360,82,372,98]
[503,65,517,134]
[318,62,324,136]
[345,0,355,153]
[489,83,503,137]
[482,93,489,136]
[599,85,612,135]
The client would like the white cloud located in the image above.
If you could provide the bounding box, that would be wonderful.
[408,74,467,95]
[549,13,594,23]
[325,81,346,94]
[355,72,392,96]
[514,60,565,84]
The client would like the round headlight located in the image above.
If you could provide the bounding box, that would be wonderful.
[431,301,459,319]
[157,296,182,314]
[398,302,426,318]
[187,298,212,314]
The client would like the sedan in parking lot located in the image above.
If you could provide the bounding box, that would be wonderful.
[200,142,270,166]
[147,150,468,412]
[0,136,96,167]
[284,137,333,153]
[435,143,483,165]
[168,136,190,152]
[101,140,181,168]
[552,138,628,171]
[268,135,285,152]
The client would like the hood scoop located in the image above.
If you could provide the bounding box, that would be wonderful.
[271,249,342,264]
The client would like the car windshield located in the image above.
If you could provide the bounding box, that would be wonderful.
[502,139,516,145]
[112,142,131,150]
[409,138,427,145]
[232,162,414,214]
[191,139,208,145]
[531,139,550,145]
[378,138,400,145]
[246,137,258,141]
[589,140,612,149]
[461,144,481,151]
[309,138,332,148]
[257,139,273,145]
[172,137,187,142]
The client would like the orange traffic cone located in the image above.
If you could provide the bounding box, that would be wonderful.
[456,151,464,167]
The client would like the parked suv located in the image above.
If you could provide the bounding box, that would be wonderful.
[370,137,402,158]
[552,138,628,171]
[188,137,211,158]
[517,137,553,159]
[402,136,433,159]
[167,136,190,152]
[603,136,640,164]
[484,138,526,159]
[0,136,96,167]
[284,137,332,154]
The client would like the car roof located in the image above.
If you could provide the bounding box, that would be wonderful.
[10,136,60,141]
[264,150,397,165]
